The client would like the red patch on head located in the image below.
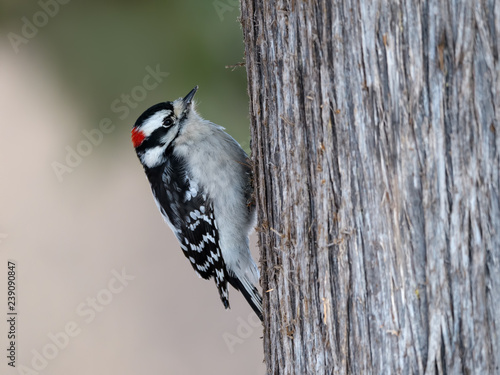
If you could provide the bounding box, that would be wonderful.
[131,128,146,148]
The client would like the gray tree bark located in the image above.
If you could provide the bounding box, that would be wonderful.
[240,0,500,374]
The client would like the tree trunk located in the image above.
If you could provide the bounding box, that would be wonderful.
[240,1,499,374]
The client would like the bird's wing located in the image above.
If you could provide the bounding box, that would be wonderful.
[151,157,231,307]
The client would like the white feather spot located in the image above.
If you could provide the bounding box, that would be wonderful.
[215,269,224,281]
[202,233,216,244]
[190,210,200,220]
[196,262,210,272]
[188,220,201,231]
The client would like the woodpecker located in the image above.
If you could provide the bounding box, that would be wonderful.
[131,86,262,320]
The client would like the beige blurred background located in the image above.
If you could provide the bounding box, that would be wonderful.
[0,1,264,374]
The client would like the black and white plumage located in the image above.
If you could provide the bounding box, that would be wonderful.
[132,86,262,320]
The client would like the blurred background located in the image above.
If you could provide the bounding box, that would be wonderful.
[0,1,264,374]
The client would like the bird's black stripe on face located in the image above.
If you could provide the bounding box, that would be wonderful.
[135,127,173,154]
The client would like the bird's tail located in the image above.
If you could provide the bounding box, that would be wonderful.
[227,274,263,321]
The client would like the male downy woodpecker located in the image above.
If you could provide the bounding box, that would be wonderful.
[131,86,262,320]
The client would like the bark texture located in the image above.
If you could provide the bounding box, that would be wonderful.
[240,0,500,374]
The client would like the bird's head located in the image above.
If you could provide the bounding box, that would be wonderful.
[131,86,198,168]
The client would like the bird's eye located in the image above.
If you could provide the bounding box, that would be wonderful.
[162,118,174,127]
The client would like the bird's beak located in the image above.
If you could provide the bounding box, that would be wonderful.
[182,86,198,107]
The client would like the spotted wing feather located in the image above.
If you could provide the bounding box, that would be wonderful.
[147,156,230,307]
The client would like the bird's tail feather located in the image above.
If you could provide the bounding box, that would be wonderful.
[227,274,263,321]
